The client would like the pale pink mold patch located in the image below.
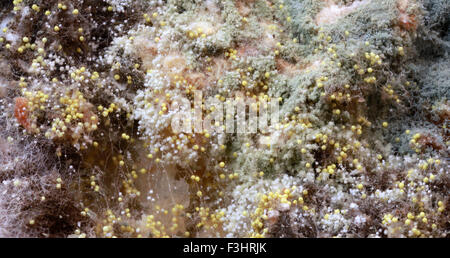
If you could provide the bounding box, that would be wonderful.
[315,0,370,25]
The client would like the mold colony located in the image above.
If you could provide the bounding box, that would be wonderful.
[0,0,448,238]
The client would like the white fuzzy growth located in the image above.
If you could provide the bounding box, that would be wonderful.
[0,15,19,43]
[221,174,303,237]
[104,0,132,13]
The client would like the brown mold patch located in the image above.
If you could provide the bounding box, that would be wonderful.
[397,0,418,32]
